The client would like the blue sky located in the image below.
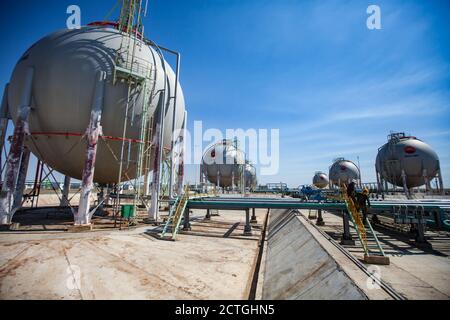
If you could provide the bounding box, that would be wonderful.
[1,0,449,187]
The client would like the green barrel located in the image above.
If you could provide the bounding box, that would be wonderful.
[121,205,135,219]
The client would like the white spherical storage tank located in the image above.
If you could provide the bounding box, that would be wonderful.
[7,25,185,184]
[376,133,440,188]
[313,171,329,189]
[202,140,245,188]
[329,158,360,187]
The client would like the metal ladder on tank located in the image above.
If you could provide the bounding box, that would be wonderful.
[341,187,387,259]
[159,186,190,241]
[112,0,157,215]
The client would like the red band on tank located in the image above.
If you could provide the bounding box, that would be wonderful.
[30,132,147,144]
[30,132,172,152]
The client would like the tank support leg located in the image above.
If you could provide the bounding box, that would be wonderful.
[60,176,71,207]
[104,185,111,207]
[176,111,187,196]
[376,172,382,195]
[217,171,221,193]
[143,173,150,196]
[13,146,30,210]
[97,186,105,210]
[0,84,10,173]
[423,169,430,194]
[199,164,204,185]
[401,170,410,198]
[205,209,211,220]
[231,171,235,192]
[0,67,34,226]
[75,71,106,226]
[437,168,444,195]
[341,210,355,245]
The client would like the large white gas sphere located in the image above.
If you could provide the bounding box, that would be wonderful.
[329,158,360,187]
[8,25,185,184]
[202,140,245,188]
[313,171,329,189]
[376,133,440,188]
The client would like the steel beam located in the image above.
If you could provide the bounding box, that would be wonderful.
[0,84,9,170]
[0,67,34,225]
[75,71,106,226]
[60,175,71,207]
[148,92,166,222]
[168,51,181,199]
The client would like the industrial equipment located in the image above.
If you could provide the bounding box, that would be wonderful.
[313,171,329,189]
[376,132,443,196]
[0,0,186,226]
[329,158,360,188]
[201,139,245,188]
[7,25,184,183]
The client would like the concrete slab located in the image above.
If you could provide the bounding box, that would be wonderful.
[0,208,266,300]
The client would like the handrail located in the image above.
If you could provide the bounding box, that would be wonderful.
[171,186,190,240]
[159,186,190,240]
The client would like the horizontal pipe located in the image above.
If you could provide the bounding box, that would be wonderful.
[186,199,447,211]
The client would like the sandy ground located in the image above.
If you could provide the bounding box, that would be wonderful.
[0,208,266,300]
[306,209,450,300]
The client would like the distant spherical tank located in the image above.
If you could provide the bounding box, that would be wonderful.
[329,158,360,187]
[7,25,185,184]
[313,171,329,189]
[376,133,440,188]
[202,140,245,188]
[244,163,257,189]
